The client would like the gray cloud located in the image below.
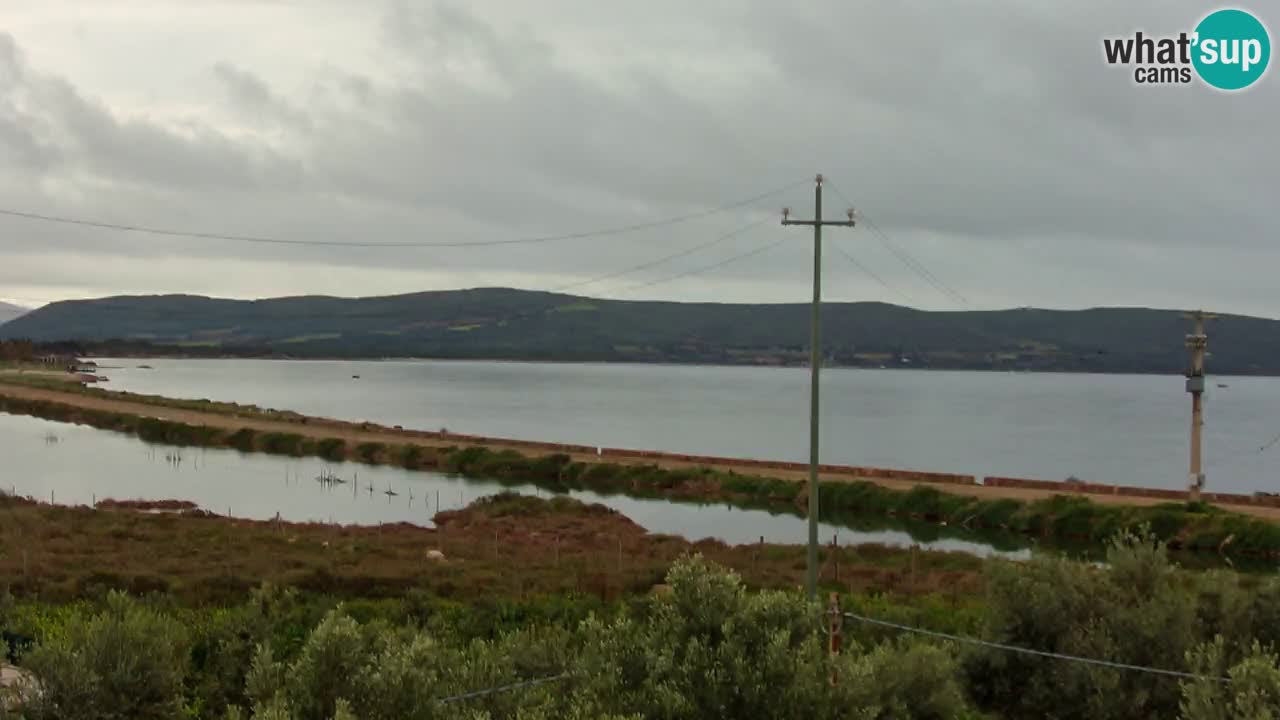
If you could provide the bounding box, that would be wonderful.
[0,0,1277,318]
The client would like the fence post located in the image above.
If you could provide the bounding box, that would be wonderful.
[910,545,918,591]
[827,592,842,687]
[832,533,839,585]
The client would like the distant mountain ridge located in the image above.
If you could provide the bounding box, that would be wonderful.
[2,288,1277,374]
[0,301,29,326]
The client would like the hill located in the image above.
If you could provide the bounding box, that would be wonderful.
[0,301,29,326]
[2,288,1276,373]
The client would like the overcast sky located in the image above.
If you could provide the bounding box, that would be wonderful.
[1,1,1276,316]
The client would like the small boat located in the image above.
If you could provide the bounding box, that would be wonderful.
[352,375,361,379]
[1217,383,1228,388]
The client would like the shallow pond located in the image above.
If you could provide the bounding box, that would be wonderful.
[0,411,1026,557]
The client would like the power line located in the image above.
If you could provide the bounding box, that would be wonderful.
[549,217,770,293]
[1260,432,1280,454]
[842,611,1227,683]
[2,219,767,312]
[435,672,574,705]
[828,240,915,306]
[826,183,969,307]
[0,180,806,249]
[610,234,786,295]
[866,216,970,307]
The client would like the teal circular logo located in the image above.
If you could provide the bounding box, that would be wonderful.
[1192,9,1271,90]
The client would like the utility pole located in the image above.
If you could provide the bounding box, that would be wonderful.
[1184,310,1216,502]
[782,174,856,600]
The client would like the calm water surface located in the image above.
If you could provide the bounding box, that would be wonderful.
[0,412,1017,555]
[90,359,1280,493]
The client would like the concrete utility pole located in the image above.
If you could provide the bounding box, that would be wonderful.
[782,174,856,600]
[1184,310,1216,502]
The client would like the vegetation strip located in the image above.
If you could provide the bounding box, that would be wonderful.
[4,389,1280,558]
[5,536,1280,718]
[0,491,987,603]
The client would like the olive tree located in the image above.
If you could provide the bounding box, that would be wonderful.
[1181,638,1280,719]
[21,591,188,720]
[567,555,969,720]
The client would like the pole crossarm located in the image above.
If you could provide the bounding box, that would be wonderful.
[781,219,857,227]
[780,173,858,601]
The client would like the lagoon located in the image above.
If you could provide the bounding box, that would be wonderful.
[89,358,1280,493]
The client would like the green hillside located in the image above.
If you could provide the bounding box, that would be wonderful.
[2,288,1275,373]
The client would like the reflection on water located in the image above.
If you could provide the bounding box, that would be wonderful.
[1,412,1025,557]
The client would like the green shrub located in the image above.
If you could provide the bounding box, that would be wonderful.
[316,438,346,461]
[354,442,385,463]
[227,428,258,452]
[396,444,424,468]
[442,446,490,474]
[527,453,573,480]
[259,433,307,456]
[21,592,189,720]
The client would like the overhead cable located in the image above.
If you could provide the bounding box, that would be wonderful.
[826,182,969,306]
[0,179,806,249]
[611,234,786,295]
[550,217,770,292]
[842,611,1227,683]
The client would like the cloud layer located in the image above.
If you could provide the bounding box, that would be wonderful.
[1,1,1277,316]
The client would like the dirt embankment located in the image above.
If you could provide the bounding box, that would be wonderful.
[2,378,1278,522]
